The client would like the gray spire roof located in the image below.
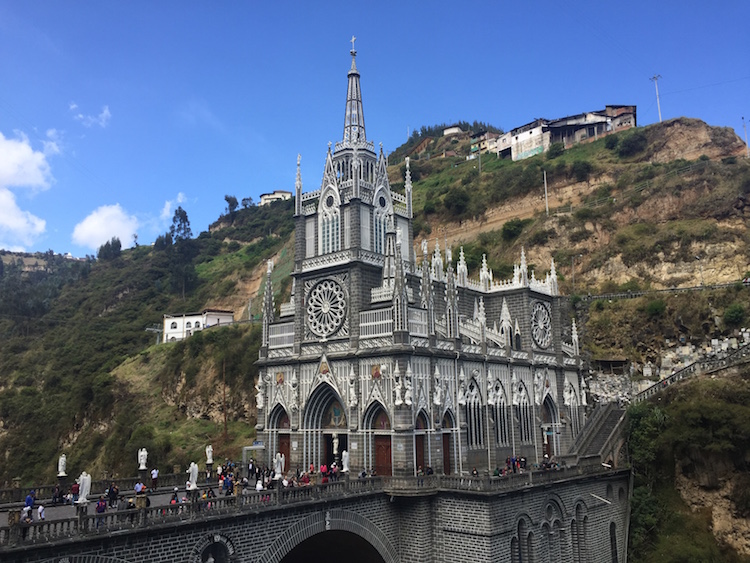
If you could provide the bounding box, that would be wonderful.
[343,37,366,146]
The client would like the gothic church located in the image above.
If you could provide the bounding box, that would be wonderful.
[256,44,585,477]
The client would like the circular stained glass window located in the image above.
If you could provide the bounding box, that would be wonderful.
[307,279,347,338]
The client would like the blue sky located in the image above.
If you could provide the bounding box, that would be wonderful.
[0,1,748,256]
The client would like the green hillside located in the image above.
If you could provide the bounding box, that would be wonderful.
[1,116,750,560]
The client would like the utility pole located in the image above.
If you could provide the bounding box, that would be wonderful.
[543,170,549,216]
[650,75,663,123]
[743,117,749,158]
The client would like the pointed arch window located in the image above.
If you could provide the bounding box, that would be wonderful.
[515,383,533,444]
[492,383,510,445]
[318,189,341,255]
[466,379,484,448]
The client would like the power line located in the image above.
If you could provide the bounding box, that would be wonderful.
[661,75,750,96]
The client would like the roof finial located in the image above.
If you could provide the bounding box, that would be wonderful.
[350,35,357,56]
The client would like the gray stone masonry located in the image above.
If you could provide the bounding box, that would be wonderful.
[2,469,630,563]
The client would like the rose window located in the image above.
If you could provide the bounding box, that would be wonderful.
[531,302,552,349]
[307,279,347,337]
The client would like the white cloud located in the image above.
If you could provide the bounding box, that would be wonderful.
[42,128,61,156]
[72,204,139,250]
[0,131,53,191]
[0,187,46,250]
[160,192,186,222]
[70,103,111,128]
[0,130,53,250]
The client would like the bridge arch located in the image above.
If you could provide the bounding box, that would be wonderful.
[259,507,398,563]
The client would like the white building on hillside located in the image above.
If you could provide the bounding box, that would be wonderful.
[259,190,292,206]
[163,309,234,343]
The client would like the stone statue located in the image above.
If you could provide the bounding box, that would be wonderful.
[332,433,339,457]
[342,450,350,473]
[77,471,91,504]
[348,374,357,408]
[458,381,466,406]
[404,377,413,407]
[534,371,545,405]
[433,379,442,406]
[273,452,285,478]
[394,376,404,406]
[255,382,264,410]
[138,448,148,470]
[563,380,575,406]
[187,462,199,490]
[205,444,213,465]
[57,454,67,477]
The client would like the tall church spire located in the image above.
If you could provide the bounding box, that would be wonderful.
[343,36,366,146]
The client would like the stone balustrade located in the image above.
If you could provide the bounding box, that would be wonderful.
[0,464,615,548]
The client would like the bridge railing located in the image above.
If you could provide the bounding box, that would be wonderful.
[633,342,750,404]
[0,472,209,506]
[0,466,616,548]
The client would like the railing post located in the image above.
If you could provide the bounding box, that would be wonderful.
[76,502,88,533]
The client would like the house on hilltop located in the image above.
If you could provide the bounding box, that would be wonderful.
[162,308,234,342]
[497,105,637,161]
[259,190,292,206]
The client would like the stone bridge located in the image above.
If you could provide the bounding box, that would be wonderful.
[1,467,630,563]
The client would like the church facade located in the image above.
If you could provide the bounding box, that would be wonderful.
[256,45,585,477]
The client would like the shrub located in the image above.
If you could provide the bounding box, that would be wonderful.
[501,218,527,241]
[547,142,564,160]
[618,130,648,157]
[571,160,593,182]
[645,299,666,317]
[724,303,745,326]
[528,229,555,247]
[444,187,471,216]
[604,135,619,150]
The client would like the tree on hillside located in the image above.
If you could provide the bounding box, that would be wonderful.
[225,195,239,218]
[97,237,122,261]
[241,196,254,209]
[170,206,192,242]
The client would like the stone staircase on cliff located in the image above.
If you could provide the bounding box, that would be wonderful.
[562,402,627,468]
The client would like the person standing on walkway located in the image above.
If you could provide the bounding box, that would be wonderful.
[151,467,159,491]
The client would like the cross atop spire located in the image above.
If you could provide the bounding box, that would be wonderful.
[343,38,366,146]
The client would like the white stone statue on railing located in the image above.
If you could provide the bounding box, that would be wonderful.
[187,462,199,490]
[205,444,213,465]
[77,471,91,504]
[273,452,285,479]
[57,454,67,477]
[342,450,350,473]
[138,448,148,470]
